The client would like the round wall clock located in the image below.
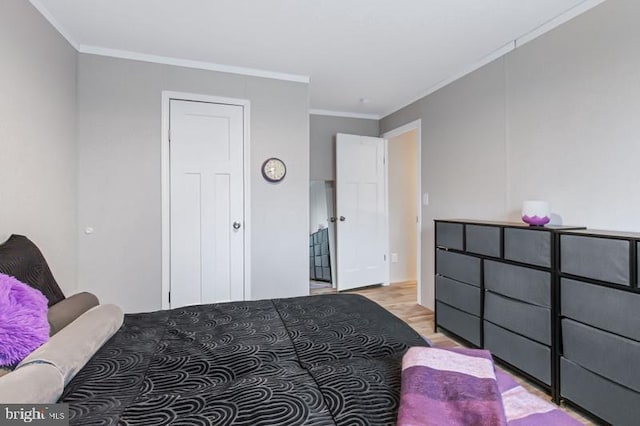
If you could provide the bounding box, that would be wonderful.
[261,157,286,183]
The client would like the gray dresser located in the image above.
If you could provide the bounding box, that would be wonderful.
[435,221,482,346]
[558,229,640,425]
[435,220,583,394]
[435,221,640,424]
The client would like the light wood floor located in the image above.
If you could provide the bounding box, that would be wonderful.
[311,281,595,425]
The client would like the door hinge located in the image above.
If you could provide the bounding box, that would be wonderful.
[168,291,171,304]
[168,129,171,142]
[384,254,387,261]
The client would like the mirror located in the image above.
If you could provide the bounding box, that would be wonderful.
[309,180,336,290]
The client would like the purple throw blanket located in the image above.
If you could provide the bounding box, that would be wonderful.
[496,370,581,425]
[398,347,506,425]
[398,347,582,425]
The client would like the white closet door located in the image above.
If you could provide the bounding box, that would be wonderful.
[170,100,244,307]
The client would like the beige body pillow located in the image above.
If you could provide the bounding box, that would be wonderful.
[0,303,125,404]
[20,304,124,386]
[0,363,64,403]
[48,292,100,335]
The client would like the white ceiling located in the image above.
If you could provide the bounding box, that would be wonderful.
[32,0,601,118]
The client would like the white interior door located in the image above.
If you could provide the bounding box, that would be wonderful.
[336,133,388,291]
[170,99,244,307]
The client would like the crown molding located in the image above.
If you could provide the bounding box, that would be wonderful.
[31,0,606,120]
[309,109,380,120]
[515,0,607,47]
[29,0,79,50]
[79,45,310,83]
[381,0,607,119]
[29,0,310,83]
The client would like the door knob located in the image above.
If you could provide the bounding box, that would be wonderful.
[330,217,336,223]
[233,221,242,230]
[339,216,346,222]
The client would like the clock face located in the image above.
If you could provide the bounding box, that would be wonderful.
[262,158,286,182]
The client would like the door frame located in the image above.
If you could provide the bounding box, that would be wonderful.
[382,119,422,305]
[161,91,251,309]
[324,182,337,288]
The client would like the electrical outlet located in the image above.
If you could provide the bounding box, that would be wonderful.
[391,253,399,263]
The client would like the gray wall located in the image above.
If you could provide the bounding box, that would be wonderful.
[381,0,639,309]
[77,54,309,312]
[310,114,379,181]
[0,1,78,294]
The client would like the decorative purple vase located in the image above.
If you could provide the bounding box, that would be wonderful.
[521,201,550,226]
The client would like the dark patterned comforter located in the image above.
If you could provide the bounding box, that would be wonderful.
[60,294,428,425]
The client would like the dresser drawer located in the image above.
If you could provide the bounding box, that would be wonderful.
[436,222,463,250]
[321,267,331,281]
[504,228,550,267]
[436,250,481,286]
[465,225,500,257]
[484,321,550,385]
[484,260,550,307]
[437,301,480,346]
[435,275,481,316]
[562,278,640,341]
[562,318,640,393]
[561,234,630,285]
[561,357,640,426]
[320,242,329,256]
[484,292,550,345]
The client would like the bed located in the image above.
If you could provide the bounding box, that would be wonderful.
[0,235,427,424]
[1,235,582,425]
[60,294,428,425]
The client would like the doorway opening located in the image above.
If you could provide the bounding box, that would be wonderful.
[308,122,422,304]
[383,120,422,305]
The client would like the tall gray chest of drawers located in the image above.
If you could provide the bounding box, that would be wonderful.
[436,221,640,423]
[559,229,640,425]
[435,220,584,395]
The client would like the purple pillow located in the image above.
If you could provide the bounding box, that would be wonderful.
[0,273,50,368]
